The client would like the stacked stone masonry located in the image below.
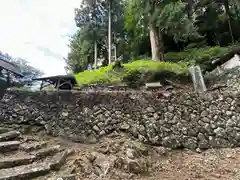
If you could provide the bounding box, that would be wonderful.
[1,89,240,150]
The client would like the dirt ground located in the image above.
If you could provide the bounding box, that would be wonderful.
[29,132,240,180]
[137,148,240,180]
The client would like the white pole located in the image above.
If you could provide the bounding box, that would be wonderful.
[94,0,97,69]
[114,45,117,61]
[108,0,112,64]
[94,41,97,69]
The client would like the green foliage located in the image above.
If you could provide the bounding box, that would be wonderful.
[66,0,127,73]
[165,46,229,70]
[67,0,240,73]
[0,52,43,87]
[66,28,94,73]
[124,0,200,58]
[75,60,188,86]
[112,60,123,70]
[155,1,200,42]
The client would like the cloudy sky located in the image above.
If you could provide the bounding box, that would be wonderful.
[0,0,80,76]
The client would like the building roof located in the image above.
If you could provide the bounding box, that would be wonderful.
[0,55,23,77]
[33,75,77,85]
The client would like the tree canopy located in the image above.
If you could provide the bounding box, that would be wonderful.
[66,0,240,73]
[0,52,43,86]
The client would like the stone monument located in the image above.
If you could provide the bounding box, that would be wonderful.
[189,65,207,93]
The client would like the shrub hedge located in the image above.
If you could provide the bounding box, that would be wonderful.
[75,60,189,86]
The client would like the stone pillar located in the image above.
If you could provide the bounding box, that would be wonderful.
[189,65,207,93]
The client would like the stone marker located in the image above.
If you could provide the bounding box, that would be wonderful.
[145,82,162,91]
[189,65,207,93]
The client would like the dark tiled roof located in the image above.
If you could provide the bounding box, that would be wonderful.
[33,75,77,85]
[0,55,23,77]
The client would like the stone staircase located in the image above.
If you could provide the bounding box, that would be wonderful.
[0,129,76,180]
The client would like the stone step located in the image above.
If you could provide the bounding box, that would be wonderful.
[0,162,50,180]
[0,128,11,134]
[48,149,73,171]
[0,149,72,180]
[0,155,35,169]
[0,141,20,152]
[47,174,76,180]
[30,145,61,159]
[20,141,47,152]
[0,131,20,142]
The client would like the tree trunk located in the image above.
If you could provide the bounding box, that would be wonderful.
[187,0,193,19]
[102,49,109,66]
[149,24,164,61]
[224,0,234,43]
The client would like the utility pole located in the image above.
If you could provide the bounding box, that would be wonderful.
[94,41,97,69]
[108,0,112,64]
[94,0,98,69]
[114,45,117,61]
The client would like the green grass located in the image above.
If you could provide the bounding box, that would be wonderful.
[75,59,188,85]
[75,46,233,86]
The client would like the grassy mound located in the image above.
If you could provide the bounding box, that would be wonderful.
[75,46,233,87]
[75,60,189,86]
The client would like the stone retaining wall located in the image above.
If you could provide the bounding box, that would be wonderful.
[1,89,240,150]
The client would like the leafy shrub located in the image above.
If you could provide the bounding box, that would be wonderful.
[112,60,124,70]
[75,60,188,86]
[75,46,233,86]
[164,46,229,71]
[164,51,189,62]
[122,69,144,88]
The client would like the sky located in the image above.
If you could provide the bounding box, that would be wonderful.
[0,0,80,76]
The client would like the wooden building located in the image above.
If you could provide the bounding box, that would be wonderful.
[33,75,77,91]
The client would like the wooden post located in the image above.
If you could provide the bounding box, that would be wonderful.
[56,79,60,91]
[40,81,43,90]
[6,71,10,87]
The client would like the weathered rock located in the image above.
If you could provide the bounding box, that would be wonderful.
[162,136,181,149]
[48,149,73,171]
[0,155,35,169]
[182,136,198,150]
[47,174,76,180]
[126,159,142,174]
[30,145,60,159]
[0,162,50,180]
[20,141,47,152]
[0,131,20,142]
[90,152,117,177]
[119,122,130,131]
[126,148,135,159]
[0,128,11,134]
[0,141,20,152]
[2,88,240,150]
